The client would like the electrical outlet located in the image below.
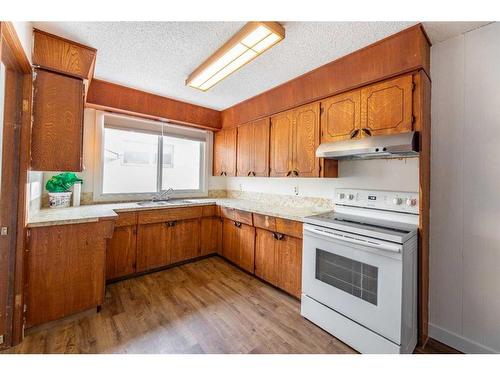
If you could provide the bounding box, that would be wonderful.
[293,186,299,196]
[239,184,243,191]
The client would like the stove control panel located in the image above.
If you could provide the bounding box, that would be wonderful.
[335,189,419,214]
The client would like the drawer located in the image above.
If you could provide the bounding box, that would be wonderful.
[114,212,138,227]
[220,206,253,226]
[138,206,203,225]
[201,205,219,217]
[253,213,302,239]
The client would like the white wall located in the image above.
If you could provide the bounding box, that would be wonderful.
[429,21,500,353]
[224,158,419,199]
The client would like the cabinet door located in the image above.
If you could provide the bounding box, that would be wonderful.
[321,90,361,142]
[238,223,255,274]
[222,219,239,264]
[31,69,84,171]
[169,219,201,264]
[200,217,222,256]
[252,118,270,177]
[136,223,169,272]
[270,111,293,177]
[213,130,225,176]
[106,225,137,280]
[293,102,320,177]
[224,127,238,177]
[255,228,278,285]
[236,123,253,177]
[277,235,302,299]
[360,74,413,136]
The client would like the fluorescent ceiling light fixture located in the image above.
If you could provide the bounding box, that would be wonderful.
[186,22,285,91]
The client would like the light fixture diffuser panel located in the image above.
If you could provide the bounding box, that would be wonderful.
[186,21,285,91]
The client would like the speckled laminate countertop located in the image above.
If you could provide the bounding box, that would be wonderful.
[27,198,333,228]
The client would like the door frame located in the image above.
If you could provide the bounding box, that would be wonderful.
[0,22,32,349]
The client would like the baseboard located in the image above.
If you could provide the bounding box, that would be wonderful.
[429,323,497,354]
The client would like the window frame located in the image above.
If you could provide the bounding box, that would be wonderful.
[93,111,211,202]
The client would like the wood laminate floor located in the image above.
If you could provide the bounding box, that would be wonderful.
[3,256,458,354]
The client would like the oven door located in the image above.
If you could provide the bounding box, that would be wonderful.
[302,224,403,344]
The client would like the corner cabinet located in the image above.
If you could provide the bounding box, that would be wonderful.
[30,69,85,171]
[321,74,414,143]
[213,128,237,176]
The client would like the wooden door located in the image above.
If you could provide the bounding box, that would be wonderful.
[222,219,239,265]
[200,217,222,256]
[321,90,361,142]
[31,69,84,171]
[255,229,278,285]
[293,102,320,177]
[238,223,255,273]
[169,219,201,264]
[224,127,237,176]
[270,111,293,177]
[213,130,225,176]
[360,74,414,137]
[106,225,137,280]
[277,235,302,299]
[252,118,270,176]
[236,122,253,177]
[136,223,169,272]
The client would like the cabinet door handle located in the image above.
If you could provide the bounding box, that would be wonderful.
[167,220,176,227]
[286,170,292,177]
[350,129,360,139]
[293,170,299,176]
[362,128,372,136]
[234,221,242,228]
[247,171,252,176]
[252,171,256,176]
[272,232,278,240]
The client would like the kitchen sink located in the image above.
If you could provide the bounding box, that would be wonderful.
[137,199,191,207]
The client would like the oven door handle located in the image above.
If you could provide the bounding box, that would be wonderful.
[304,226,402,253]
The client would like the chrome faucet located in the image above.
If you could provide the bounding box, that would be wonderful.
[152,187,174,202]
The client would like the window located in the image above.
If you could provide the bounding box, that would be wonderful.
[94,112,210,201]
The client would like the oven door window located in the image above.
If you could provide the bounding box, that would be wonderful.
[315,249,378,305]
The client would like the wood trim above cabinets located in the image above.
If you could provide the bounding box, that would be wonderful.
[221,24,430,128]
[86,79,222,130]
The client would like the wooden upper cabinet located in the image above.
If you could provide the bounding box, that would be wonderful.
[33,29,97,80]
[293,102,320,177]
[270,111,293,177]
[237,118,270,177]
[360,74,414,137]
[31,69,85,171]
[321,90,361,142]
[213,128,237,176]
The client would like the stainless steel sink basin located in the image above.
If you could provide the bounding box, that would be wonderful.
[137,199,191,207]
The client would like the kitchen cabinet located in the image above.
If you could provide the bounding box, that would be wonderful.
[270,102,336,177]
[106,212,138,280]
[222,219,255,273]
[237,118,270,177]
[26,220,114,328]
[321,89,361,143]
[201,217,222,256]
[31,69,85,171]
[213,127,237,176]
[255,227,302,299]
[136,222,169,272]
[169,219,201,264]
[320,74,414,143]
[360,74,414,137]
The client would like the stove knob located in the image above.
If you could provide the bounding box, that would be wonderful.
[348,194,355,201]
[406,198,417,206]
[337,193,345,200]
[393,197,403,205]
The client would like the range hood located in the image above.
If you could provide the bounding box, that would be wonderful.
[316,131,419,160]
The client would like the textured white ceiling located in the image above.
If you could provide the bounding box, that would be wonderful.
[32,21,491,110]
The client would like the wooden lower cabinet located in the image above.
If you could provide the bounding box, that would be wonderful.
[26,220,114,328]
[170,219,201,264]
[136,222,169,272]
[222,219,255,273]
[106,225,137,280]
[201,217,222,255]
[255,228,302,299]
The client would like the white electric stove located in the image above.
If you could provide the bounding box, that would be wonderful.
[301,188,419,354]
